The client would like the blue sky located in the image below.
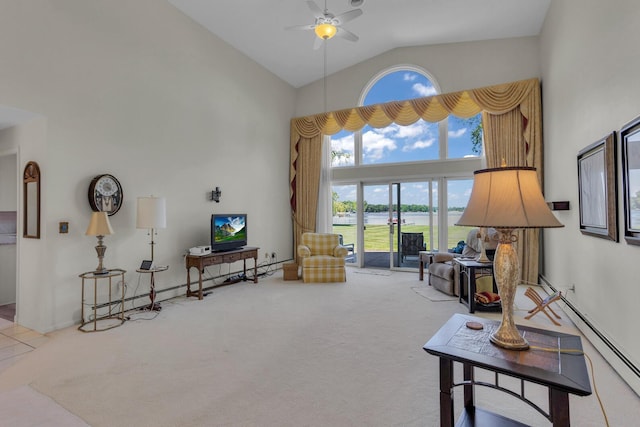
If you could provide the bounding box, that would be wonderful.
[331,70,476,209]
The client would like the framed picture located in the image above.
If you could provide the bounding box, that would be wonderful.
[577,132,618,241]
[59,221,69,234]
[620,116,640,245]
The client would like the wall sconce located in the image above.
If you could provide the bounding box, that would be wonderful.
[547,201,570,211]
[211,187,221,203]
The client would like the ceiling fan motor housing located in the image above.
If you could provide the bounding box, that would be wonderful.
[349,0,364,7]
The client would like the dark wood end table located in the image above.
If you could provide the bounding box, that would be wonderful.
[454,258,500,313]
[423,313,592,426]
[185,246,259,300]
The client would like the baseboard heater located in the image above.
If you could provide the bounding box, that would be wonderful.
[539,274,640,379]
[91,259,293,312]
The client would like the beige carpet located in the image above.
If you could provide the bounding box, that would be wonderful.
[410,282,458,302]
[0,270,637,426]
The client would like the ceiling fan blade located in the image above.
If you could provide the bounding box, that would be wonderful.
[334,8,362,25]
[306,0,325,18]
[336,27,359,42]
[285,24,315,31]
[313,36,324,50]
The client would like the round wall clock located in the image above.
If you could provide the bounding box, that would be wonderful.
[88,174,123,216]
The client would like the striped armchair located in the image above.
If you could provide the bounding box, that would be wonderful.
[297,233,348,283]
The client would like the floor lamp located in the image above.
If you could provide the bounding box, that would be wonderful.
[136,196,166,311]
[456,165,563,350]
[136,196,166,262]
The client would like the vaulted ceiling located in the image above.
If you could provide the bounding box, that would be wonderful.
[168,0,551,88]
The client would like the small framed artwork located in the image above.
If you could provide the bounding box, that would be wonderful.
[577,132,618,241]
[59,221,69,234]
[620,116,640,245]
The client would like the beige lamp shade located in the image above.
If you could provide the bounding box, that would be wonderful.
[85,212,114,236]
[456,167,563,229]
[136,196,166,229]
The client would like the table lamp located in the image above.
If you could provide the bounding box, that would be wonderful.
[136,196,166,262]
[456,165,563,350]
[476,227,491,263]
[85,211,114,275]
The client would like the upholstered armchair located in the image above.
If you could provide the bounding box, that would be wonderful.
[297,233,348,283]
[428,252,460,296]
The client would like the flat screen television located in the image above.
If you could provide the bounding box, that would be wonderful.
[211,214,247,252]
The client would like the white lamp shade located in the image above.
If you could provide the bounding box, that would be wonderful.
[456,167,563,229]
[85,211,114,236]
[136,196,166,229]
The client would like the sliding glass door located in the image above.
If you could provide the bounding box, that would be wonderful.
[332,179,466,270]
[391,181,437,269]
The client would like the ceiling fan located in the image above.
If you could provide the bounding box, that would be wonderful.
[285,0,363,49]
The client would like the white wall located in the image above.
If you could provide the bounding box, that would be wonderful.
[295,36,541,117]
[540,0,640,393]
[0,0,295,332]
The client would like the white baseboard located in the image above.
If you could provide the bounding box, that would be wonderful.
[540,275,640,396]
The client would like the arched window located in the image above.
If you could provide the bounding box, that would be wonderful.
[329,66,482,260]
[330,67,482,167]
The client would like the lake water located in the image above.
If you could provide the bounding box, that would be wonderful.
[333,212,463,226]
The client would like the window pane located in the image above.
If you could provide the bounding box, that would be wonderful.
[448,114,483,159]
[330,130,355,167]
[363,70,437,105]
[362,119,439,165]
[332,184,357,264]
[447,179,474,249]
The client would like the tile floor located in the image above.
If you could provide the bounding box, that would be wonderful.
[0,317,48,374]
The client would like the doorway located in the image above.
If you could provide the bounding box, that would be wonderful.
[332,180,440,270]
[0,152,17,322]
[362,184,391,268]
[391,181,438,270]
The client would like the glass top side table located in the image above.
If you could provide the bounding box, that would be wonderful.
[78,268,126,332]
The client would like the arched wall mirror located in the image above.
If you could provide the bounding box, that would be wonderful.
[23,161,41,239]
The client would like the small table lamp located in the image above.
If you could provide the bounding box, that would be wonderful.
[456,165,563,350]
[85,211,114,275]
[136,196,166,262]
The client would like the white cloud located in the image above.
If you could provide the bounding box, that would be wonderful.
[377,125,399,136]
[362,130,397,161]
[402,138,436,152]
[331,134,354,152]
[448,128,467,138]
[331,135,355,166]
[395,121,430,138]
[412,83,437,97]
[403,73,417,81]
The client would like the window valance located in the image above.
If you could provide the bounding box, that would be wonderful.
[291,78,539,137]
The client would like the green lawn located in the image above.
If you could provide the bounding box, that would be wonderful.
[332,224,471,252]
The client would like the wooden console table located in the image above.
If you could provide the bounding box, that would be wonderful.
[423,314,592,426]
[185,246,259,300]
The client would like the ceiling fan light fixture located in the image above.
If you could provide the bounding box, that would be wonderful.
[315,23,337,40]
